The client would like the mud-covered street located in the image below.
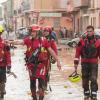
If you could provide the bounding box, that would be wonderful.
[3,44,100,100]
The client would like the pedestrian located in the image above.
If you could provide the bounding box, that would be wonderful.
[9,24,61,100]
[0,25,12,99]
[51,27,58,43]
[59,27,64,38]
[62,27,67,38]
[74,25,100,100]
[42,26,58,91]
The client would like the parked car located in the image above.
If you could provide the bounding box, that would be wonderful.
[67,29,100,48]
[94,29,100,39]
[67,37,80,47]
[16,27,29,39]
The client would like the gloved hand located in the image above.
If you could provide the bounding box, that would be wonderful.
[7,66,11,74]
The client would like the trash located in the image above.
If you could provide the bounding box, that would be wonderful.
[68,92,72,94]
[64,85,68,88]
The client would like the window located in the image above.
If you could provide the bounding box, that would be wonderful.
[13,10,17,15]
[90,0,95,8]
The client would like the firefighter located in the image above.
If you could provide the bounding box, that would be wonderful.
[9,24,61,100]
[0,25,11,99]
[42,26,58,91]
[74,25,100,100]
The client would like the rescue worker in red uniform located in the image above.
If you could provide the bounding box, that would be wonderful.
[42,26,58,91]
[0,25,11,99]
[74,25,100,100]
[10,24,61,100]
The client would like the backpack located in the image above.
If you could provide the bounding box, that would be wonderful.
[51,32,57,41]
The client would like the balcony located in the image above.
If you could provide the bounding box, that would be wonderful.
[73,0,89,8]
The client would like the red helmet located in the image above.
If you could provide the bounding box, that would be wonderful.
[31,24,40,31]
[43,26,52,32]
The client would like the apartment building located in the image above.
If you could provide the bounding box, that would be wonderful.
[2,0,73,31]
[68,0,100,33]
[22,0,72,30]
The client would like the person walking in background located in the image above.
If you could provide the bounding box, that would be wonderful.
[51,27,58,43]
[59,27,64,38]
[74,25,100,100]
[62,27,67,38]
[42,26,58,92]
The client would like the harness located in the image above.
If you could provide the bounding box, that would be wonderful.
[81,38,97,58]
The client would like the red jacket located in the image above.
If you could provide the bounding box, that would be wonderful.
[74,38,100,65]
[23,37,50,80]
[0,37,11,67]
[49,39,58,55]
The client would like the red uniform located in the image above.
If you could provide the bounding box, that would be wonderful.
[49,39,58,55]
[46,38,57,70]
[74,37,100,99]
[0,37,11,98]
[0,37,11,67]
[74,38,100,64]
[24,37,50,80]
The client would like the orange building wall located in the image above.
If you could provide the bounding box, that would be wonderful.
[60,17,72,30]
[39,17,72,30]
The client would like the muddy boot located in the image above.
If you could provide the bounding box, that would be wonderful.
[91,96,97,100]
[84,96,90,100]
[39,96,44,100]
[32,96,37,100]
[0,83,5,99]
[91,91,97,100]
[0,93,4,99]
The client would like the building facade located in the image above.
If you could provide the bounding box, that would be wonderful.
[2,0,73,31]
[69,0,100,33]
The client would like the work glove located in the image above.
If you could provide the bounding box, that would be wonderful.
[7,66,11,74]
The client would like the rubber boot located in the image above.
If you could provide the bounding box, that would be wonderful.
[32,96,37,100]
[0,94,4,99]
[91,91,97,100]
[39,96,44,100]
[84,96,90,100]
[0,83,5,99]
[91,96,97,100]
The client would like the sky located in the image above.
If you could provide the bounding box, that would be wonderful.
[0,0,7,4]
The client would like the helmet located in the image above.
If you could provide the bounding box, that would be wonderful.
[31,24,40,31]
[68,71,81,82]
[0,25,4,33]
[43,26,52,33]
